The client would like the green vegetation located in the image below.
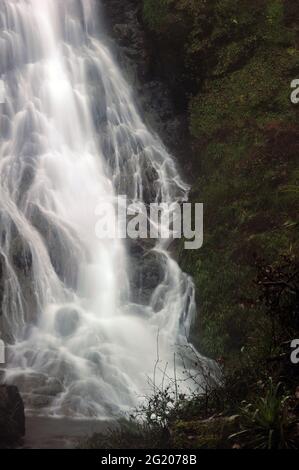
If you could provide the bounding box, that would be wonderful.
[142,0,299,448]
[143,0,299,362]
[231,379,297,449]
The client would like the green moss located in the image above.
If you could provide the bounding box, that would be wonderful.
[143,0,173,31]
[143,0,299,376]
[191,49,298,138]
[172,416,240,449]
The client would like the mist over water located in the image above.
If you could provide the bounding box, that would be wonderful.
[0,0,210,418]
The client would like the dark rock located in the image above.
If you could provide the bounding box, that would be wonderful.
[140,157,160,204]
[127,238,165,304]
[12,373,52,393]
[17,163,36,202]
[30,205,80,289]
[4,227,38,330]
[0,385,25,446]
[12,373,63,397]
[55,307,81,337]
[25,394,52,409]
[34,380,64,397]
[10,234,32,275]
[100,0,189,162]
[11,373,64,413]
[113,24,136,47]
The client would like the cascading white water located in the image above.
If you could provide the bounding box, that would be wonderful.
[0,0,208,418]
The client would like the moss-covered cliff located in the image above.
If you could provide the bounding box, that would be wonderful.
[139,0,299,448]
[142,0,299,364]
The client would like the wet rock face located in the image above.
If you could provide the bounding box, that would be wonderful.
[30,205,80,290]
[140,157,160,205]
[101,0,149,79]
[0,385,25,446]
[127,238,165,304]
[11,235,33,275]
[100,0,188,157]
[11,373,65,411]
[0,221,38,336]
[55,307,81,337]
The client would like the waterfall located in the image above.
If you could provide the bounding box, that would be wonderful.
[0,0,206,418]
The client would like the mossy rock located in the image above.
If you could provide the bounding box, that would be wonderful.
[171,415,240,449]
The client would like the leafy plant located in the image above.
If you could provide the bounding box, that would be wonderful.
[230,379,298,449]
